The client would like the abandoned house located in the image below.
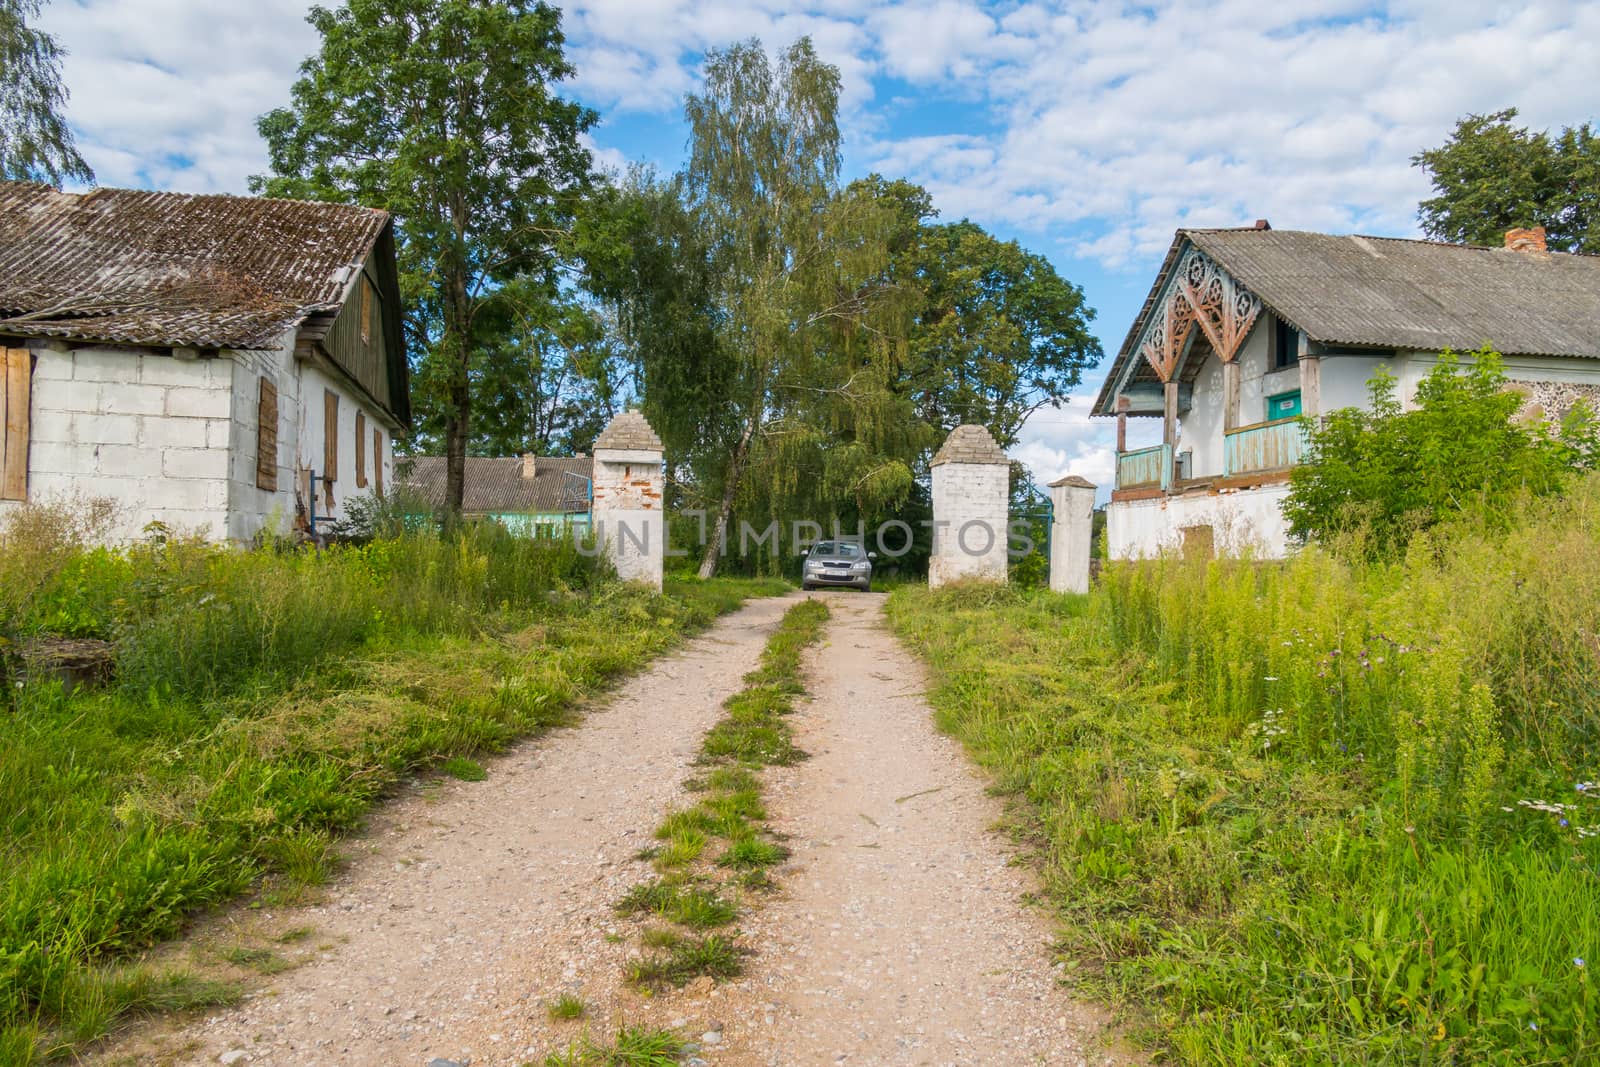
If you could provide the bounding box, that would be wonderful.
[399,454,594,536]
[1093,223,1600,559]
[0,181,410,543]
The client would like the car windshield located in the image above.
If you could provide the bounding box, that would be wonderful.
[810,541,861,558]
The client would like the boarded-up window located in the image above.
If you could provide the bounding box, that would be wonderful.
[323,389,338,510]
[256,376,278,491]
[355,411,367,488]
[360,277,373,345]
[1,347,32,501]
[373,429,384,496]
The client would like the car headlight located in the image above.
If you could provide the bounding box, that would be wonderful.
[851,560,870,572]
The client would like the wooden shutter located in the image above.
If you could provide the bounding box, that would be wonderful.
[373,429,384,496]
[256,376,278,491]
[323,389,338,510]
[2,348,32,502]
[355,411,367,488]
[323,390,338,481]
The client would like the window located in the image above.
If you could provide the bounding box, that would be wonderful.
[1,347,32,501]
[1271,316,1300,371]
[355,411,367,489]
[256,376,278,492]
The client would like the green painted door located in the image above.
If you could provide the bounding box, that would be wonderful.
[1267,390,1302,420]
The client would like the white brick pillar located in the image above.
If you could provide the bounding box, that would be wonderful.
[929,424,1010,589]
[1048,475,1096,595]
[591,410,665,591]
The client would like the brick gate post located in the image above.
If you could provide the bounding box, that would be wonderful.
[928,424,1010,590]
[591,410,665,591]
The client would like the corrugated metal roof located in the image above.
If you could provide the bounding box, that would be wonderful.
[1094,228,1600,416]
[0,181,389,350]
[399,456,593,514]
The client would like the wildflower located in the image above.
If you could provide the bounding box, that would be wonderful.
[1561,818,1570,828]
[1433,1021,1445,1041]
[1577,958,1586,969]
[1530,1022,1539,1031]
[1264,675,1279,682]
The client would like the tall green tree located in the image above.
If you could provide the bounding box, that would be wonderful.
[253,0,595,513]
[1414,109,1600,253]
[0,0,92,185]
[679,37,915,577]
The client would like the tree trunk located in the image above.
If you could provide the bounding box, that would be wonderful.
[442,275,472,518]
[697,410,759,579]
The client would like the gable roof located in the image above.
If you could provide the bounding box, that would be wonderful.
[1094,227,1600,416]
[0,181,391,351]
[399,456,593,515]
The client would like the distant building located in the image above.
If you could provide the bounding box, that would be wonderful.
[399,454,593,536]
[1094,223,1600,559]
[0,181,410,541]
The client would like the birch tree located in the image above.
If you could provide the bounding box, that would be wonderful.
[0,0,92,185]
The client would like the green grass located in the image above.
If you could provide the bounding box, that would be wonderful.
[624,934,747,991]
[612,597,829,988]
[542,1025,684,1066]
[547,992,587,1020]
[216,946,292,976]
[887,476,1600,1065]
[0,508,787,1061]
[441,756,487,781]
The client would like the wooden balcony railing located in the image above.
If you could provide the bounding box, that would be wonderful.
[1223,417,1308,477]
[1116,443,1172,491]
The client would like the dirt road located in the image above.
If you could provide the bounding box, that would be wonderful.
[95,591,1126,1066]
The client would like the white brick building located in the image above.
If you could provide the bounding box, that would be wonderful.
[0,182,411,542]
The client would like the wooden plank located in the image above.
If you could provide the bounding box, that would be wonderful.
[355,411,367,488]
[373,429,384,496]
[0,351,9,494]
[3,349,31,501]
[323,389,338,483]
[256,376,278,492]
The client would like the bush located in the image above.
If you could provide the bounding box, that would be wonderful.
[1283,346,1597,555]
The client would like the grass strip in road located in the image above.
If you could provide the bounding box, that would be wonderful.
[616,597,829,993]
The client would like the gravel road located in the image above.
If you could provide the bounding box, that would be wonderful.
[90,590,1132,1067]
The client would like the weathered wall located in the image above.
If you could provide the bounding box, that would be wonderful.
[929,460,1009,588]
[1,335,400,544]
[591,448,664,589]
[10,344,234,541]
[291,358,396,531]
[1107,483,1294,560]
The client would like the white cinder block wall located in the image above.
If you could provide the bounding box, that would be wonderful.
[7,335,397,544]
[929,459,1009,588]
[1107,484,1294,560]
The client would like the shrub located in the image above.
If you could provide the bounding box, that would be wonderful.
[1283,346,1597,555]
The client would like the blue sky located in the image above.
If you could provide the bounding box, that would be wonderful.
[37,0,1600,489]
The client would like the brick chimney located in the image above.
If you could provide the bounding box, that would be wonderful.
[1252,219,1271,230]
[1505,226,1547,254]
[521,453,536,479]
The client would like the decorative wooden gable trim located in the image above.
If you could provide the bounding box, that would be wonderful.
[1134,247,1263,383]
[256,376,278,491]
[1,347,32,501]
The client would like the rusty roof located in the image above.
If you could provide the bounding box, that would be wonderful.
[398,456,593,515]
[0,181,390,350]
[1094,228,1600,416]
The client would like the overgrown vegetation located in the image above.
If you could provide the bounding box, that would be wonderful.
[1285,347,1597,554]
[614,598,828,992]
[889,476,1600,1064]
[0,504,785,1062]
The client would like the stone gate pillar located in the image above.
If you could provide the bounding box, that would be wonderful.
[929,424,1010,589]
[1047,475,1096,595]
[591,410,665,591]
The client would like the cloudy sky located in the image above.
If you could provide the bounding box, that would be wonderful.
[37,0,1600,490]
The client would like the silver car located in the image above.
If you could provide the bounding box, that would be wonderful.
[801,540,876,591]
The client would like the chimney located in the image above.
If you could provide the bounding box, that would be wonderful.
[1505,226,1547,254]
[1253,219,1271,230]
[521,453,536,480]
